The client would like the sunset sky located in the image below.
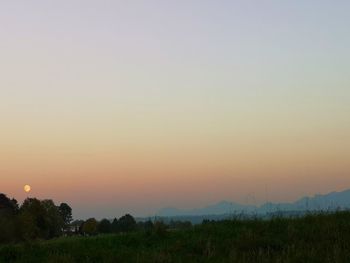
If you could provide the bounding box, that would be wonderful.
[1,1,349,219]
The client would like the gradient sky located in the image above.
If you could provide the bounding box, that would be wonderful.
[1,1,350,219]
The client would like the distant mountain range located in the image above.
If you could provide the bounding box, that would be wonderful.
[157,189,350,217]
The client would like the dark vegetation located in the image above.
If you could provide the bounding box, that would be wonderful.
[1,193,350,262]
[0,193,72,243]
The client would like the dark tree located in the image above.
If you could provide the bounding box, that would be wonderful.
[19,198,47,240]
[19,198,63,240]
[0,194,75,243]
[42,200,64,238]
[82,218,98,235]
[0,193,18,216]
[111,218,119,233]
[118,214,137,232]
[58,203,73,227]
[0,193,19,243]
[98,219,112,233]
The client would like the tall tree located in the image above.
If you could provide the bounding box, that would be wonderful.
[19,198,63,239]
[0,193,18,216]
[19,198,47,240]
[98,219,112,234]
[118,214,137,232]
[42,200,64,238]
[0,193,19,243]
[58,203,73,228]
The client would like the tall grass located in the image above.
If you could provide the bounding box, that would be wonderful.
[1,211,350,262]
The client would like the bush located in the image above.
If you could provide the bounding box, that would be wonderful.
[82,218,98,236]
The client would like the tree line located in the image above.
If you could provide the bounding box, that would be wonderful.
[69,214,192,237]
[0,193,192,244]
[0,193,72,243]
[72,214,139,236]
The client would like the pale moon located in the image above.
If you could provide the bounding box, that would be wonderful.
[24,185,31,193]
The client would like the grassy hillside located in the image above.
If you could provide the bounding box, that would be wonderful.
[1,211,350,263]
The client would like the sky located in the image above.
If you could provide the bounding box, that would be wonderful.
[1,1,349,219]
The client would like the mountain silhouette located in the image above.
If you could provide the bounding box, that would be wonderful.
[158,189,350,217]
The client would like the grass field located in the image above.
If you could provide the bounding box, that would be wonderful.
[1,211,350,263]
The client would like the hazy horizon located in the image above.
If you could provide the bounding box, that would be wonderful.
[1,1,349,219]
